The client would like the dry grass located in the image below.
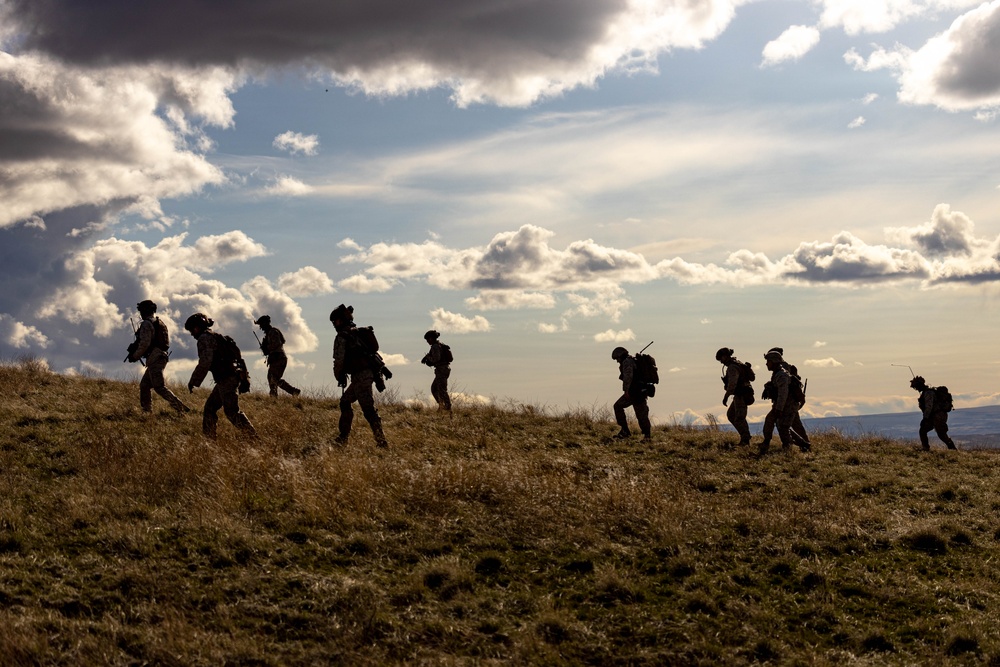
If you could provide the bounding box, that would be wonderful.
[2,357,1000,665]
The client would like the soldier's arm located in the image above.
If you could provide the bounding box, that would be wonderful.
[773,374,789,411]
[131,320,154,359]
[188,335,213,388]
[426,343,441,366]
[621,359,635,392]
[333,335,346,383]
[924,390,935,416]
[724,364,740,396]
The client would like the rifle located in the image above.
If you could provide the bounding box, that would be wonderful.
[253,330,268,365]
[638,341,653,355]
[124,317,146,367]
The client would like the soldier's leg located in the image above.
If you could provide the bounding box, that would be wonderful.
[727,398,751,445]
[139,366,154,412]
[266,364,279,396]
[432,367,451,410]
[778,406,808,451]
[220,377,256,437]
[792,410,810,445]
[148,354,189,412]
[934,413,957,450]
[633,397,651,438]
[918,417,932,450]
[612,395,632,437]
[203,385,224,439]
[759,408,777,454]
[338,380,359,440]
[356,374,387,446]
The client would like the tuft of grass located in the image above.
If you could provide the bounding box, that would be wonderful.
[2,357,1000,664]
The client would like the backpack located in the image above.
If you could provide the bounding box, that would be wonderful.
[935,386,953,412]
[152,317,170,351]
[439,343,453,365]
[789,373,806,406]
[738,361,755,384]
[634,353,659,398]
[210,333,246,385]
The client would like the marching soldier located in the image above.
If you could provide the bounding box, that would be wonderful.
[911,376,957,451]
[254,315,301,397]
[127,300,190,414]
[716,347,752,447]
[611,346,651,441]
[331,304,388,447]
[184,313,257,440]
[421,330,452,412]
[758,348,810,456]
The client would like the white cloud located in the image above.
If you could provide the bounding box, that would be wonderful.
[430,308,491,334]
[379,352,409,366]
[538,320,569,334]
[278,266,335,297]
[814,341,828,347]
[339,274,396,293]
[761,25,821,67]
[273,131,319,156]
[848,116,866,128]
[465,291,556,311]
[862,92,879,104]
[804,357,844,367]
[594,328,635,343]
[0,314,50,349]
[817,0,980,35]
[264,176,314,197]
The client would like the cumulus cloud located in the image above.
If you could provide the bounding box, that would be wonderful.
[429,308,491,334]
[848,116,866,128]
[278,266,335,296]
[0,314,49,349]
[846,1,1000,113]
[465,291,556,311]
[273,131,319,156]
[3,0,747,108]
[885,203,979,256]
[761,25,821,67]
[594,328,635,343]
[804,357,844,367]
[538,320,569,334]
[339,274,396,293]
[263,176,314,197]
[379,353,409,366]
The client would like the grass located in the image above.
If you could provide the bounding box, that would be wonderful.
[2,357,1000,665]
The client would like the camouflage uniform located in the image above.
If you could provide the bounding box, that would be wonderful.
[917,384,957,451]
[130,314,189,413]
[259,325,301,397]
[188,328,256,440]
[758,356,809,455]
[422,336,452,411]
[613,351,651,440]
[333,321,387,447]
[721,357,751,446]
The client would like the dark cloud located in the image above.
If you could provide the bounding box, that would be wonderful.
[934,2,1000,101]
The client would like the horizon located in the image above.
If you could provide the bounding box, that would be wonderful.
[3,0,1000,424]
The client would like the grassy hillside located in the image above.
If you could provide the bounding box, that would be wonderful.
[2,358,999,665]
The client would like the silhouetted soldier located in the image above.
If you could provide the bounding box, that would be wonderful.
[758,348,809,456]
[255,315,301,397]
[716,347,752,447]
[184,313,256,440]
[910,375,957,451]
[331,304,388,447]
[127,300,190,414]
[759,347,810,451]
[611,346,651,441]
[421,330,452,412]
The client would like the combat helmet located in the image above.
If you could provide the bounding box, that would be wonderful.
[910,375,927,390]
[329,304,354,325]
[611,346,629,361]
[764,347,784,362]
[424,330,440,342]
[715,347,734,362]
[184,313,214,333]
[254,315,271,327]
[136,299,157,315]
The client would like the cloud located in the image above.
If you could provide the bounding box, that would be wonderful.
[848,116,866,128]
[804,357,844,368]
[538,321,569,334]
[3,0,747,108]
[862,92,879,104]
[885,203,979,256]
[761,25,821,67]
[339,274,395,293]
[817,0,980,35]
[277,266,335,296]
[593,328,635,343]
[263,176,314,197]
[273,131,319,156]
[813,341,828,347]
[0,314,49,349]
[846,1,1000,113]
[465,291,556,311]
[429,308,491,334]
[379,353,409,366]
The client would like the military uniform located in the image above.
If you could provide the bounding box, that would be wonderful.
[759,352,809,456]
[332,306,387,447]
[720,354,751,446]
[186,317,256,440]
[257,320,301,397]
[129,304,189,414]
[422,332,451,411]
[612,348,651,440]
[915,380,957,450]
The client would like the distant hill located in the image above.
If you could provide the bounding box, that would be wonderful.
[799,405,1000,449]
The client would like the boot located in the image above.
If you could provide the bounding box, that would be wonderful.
[613,428,631,440]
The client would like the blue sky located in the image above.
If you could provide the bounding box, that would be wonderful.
[3,0,1000,424]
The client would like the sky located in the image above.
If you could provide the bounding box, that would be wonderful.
[3,0,1000,425]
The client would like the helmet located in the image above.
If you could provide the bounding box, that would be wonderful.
[329,304,354,324]
[611,346,629,361]
[254,315,271,327]
[910,375,927,390]
[424,330,440,341]
[764,348,783,362]
[184,313,213,332]
[715,347,733,362]
[136,299,157,315]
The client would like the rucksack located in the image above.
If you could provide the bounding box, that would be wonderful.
[935,386,953,412]
[738,360,755,384]
[634,353,659,385]
[439,343,453,364]
[789,373,806,406]
[210,333,246,383]
[152,317,170,351]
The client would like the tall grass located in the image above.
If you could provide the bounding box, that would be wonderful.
[1,358,1000,664]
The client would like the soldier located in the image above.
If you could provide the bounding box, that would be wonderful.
[758,348,810,456]
[421,330,452,412]
[331,304,388,447]
[611,346,652,441]
[254,315,301,397]
[910,375,957,451]
[716,347,752,447]
[759,347,811,451]
[127,300,190,414]
[184,313,257,440]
